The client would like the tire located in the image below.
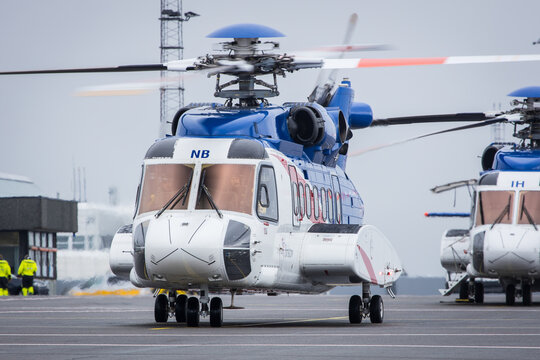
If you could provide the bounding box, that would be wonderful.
[210,297,223,327]
[154,294,168,323]
[474,282,484,304]
[506,284,515,306]
[175,294,188,323]
[348,295,362,324]
[186,297,200,327]
[523,283,532,306]
[459,281,468,299]
[369,295,384,324]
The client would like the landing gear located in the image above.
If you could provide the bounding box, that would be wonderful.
[369,295,384,323]
[522,283,532,306]
[186,297,200,327]
[175,294,187,323]
[474,281,484,304]
[506,284,515,306]
[154,293,168,323]
[210,297,224,327]
[459,281,468,300]
[348,295,362,324]
[348,283,384,324]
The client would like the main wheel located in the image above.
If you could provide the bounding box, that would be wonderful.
[369,295,384,324]
[459,281,468,299]
[474,282,484,304]
[523,283,532,306]
[210,297,223,327]
[186,297,200,327]
[348,295,362,324]
[154,293,168,323]
[175,294,188,323]
[506,284,515,306]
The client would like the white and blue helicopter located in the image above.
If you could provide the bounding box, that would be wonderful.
[4,24,540,325]
[418,87,540,305]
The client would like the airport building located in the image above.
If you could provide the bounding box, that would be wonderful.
[0,173,77,290]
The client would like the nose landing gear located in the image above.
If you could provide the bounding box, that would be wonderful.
[348,283,384,324]
[153,288,223,327]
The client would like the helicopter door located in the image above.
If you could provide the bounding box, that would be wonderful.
[331,175,342,224]
[288,165,300,227]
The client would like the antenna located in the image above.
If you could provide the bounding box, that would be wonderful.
[159,0,199,137]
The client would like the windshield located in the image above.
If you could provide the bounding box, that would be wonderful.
[138,164,194,215]
[518,191,540,225]
[475,190,514,226]
[196,164,255,215]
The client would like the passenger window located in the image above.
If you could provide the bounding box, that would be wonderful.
[299,183,305,218]
[288,166,299,216]
[320,187,327,222]
[305,184,312,219]
[336,192,342,224]
[313,186,319,220]
[328,189,334,223]
[257,166,278,222]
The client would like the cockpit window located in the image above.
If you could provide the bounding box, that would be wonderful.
[138,164,194,215]
[475,190,514,226]
[518,191,540,225]
[196,164,255,215]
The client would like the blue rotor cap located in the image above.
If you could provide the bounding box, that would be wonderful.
[207,24,285,38]
[508,86,540,98]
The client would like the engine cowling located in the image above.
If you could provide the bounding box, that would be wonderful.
[287,106,325,146]
[109,224,134,280]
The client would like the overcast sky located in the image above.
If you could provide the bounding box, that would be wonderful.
[1,0,539,276]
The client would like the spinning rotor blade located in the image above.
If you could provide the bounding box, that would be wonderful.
[371,113,492,126]
[0,58,200,76]
[350,117,508,156]
[321,54,540,69]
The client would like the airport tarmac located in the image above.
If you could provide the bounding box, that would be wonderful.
[1,293,539,360]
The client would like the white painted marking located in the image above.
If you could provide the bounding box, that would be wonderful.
[1,343,539,350]
[2,333,540,337]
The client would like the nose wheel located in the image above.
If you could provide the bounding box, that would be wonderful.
[154,293,169,323]
[348,283,384,324]
[186,297,200,327]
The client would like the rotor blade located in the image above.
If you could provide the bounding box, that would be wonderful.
[321,54,540,69]
[371,113,493,126]
[349,117,507,156]
[430,179,478,193]
[0,64,166,75]
[0,58,201,76]
[309,43,391,53]
[308,13,358,103]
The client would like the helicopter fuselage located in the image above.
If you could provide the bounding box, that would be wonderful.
[111,136,401,294]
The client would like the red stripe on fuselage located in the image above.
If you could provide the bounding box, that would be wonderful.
[357,245,377,284]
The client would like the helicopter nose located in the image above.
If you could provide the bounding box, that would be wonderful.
[144,215,226,283]
[482,228,540,275]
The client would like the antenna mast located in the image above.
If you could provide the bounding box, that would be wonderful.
[159,0,199,137]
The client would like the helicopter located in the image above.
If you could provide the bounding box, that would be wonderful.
[3,23,540,326]
[412,87,539,305]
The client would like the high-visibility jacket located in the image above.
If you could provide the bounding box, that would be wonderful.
[18,259,37,277]
[0,260,11,278]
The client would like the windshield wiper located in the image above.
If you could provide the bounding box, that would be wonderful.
[198,169,223,219]
[520,197,538,231]
[490,195,511,230]
[155,177,192,219]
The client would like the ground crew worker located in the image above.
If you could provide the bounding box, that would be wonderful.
[18,255,37,296]
[0,254,12,296]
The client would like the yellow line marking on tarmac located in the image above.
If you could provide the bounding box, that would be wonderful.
[150,327,173,331]
[233,315,348,327]
[71,289,141,296]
